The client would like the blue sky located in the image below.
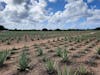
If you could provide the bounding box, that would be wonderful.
[0,0,100,29]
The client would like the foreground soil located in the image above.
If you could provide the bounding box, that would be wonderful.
[0,31,100,75]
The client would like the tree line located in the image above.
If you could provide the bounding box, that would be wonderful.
[0,25,100,31]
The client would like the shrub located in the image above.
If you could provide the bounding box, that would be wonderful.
[19,51,29,71]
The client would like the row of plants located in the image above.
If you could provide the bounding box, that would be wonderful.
[0,31,93,45]
[44,58,93,75]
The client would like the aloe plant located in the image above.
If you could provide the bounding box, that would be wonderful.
[19,51,29,71]
[77,65,87,75]
[61,49,69,62]
[56,47,62,57]
[57,66,77,75]
[37,48,43,56]
[45,59,55,74]
[0,50,10,66]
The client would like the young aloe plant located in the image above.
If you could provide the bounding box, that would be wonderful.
[61,49,69,62]
[45,59,55,74]
[57,66,76,75]
[77,65,87,75]
[19,51,29,71]
[56,47,62,57]
[37,48,43,56]
[0,50,10,67]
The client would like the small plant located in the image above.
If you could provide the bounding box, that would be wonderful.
[97,48,100,55]
[42,55,49,62]
[57,66,76,75]
[56,47,62,57]
[61,49,69,62]
[77,65,87,75]
[37,48,43,56]
[19,51,29,71]
[45,59,55,74]
[0,50,10,67]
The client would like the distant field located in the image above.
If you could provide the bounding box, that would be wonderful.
[0,30,100,75]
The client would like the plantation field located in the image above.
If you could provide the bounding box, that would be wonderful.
[0,30,100,75]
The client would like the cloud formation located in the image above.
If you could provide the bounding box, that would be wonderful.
[0,0,100,29]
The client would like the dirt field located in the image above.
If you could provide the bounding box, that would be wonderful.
[0,31,100,75]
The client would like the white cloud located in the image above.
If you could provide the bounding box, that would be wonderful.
[87,9,100,23]
[49,0,89,23]
[65,0,79,3]
[0,0,48,24]
[87,0,94,3]
[48,0,56,2]
[0,0,100,29]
